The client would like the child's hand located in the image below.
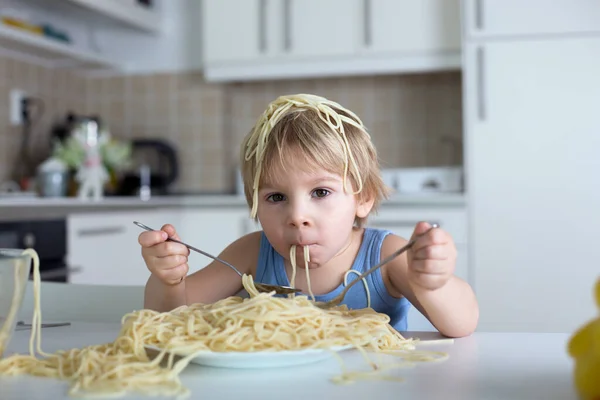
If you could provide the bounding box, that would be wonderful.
[138,224,190,286]
[406,222,457,291]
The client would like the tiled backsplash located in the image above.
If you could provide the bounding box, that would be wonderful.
[0,55,463,193]
[0,57,87,188]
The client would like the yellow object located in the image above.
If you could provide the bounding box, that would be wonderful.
[1,17,43,35]
[567,278,600,400]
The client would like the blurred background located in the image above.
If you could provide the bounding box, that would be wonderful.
[0,0,464,196]
[0,0,598,334]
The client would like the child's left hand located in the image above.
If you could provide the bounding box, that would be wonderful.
[406,222,457,291]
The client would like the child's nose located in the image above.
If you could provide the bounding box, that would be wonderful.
[287,203,312,228]
[288,212,312,228]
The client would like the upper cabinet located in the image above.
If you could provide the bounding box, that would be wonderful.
[202,0,361,62]
[202,0,461,82]
[5,0,462,79]
[463,0,600,39]
[284,0,361,58]
[366,0,460,54]
[202,0,265,63]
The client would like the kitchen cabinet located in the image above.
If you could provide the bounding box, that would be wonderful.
[202,0,461,82]
[201,0,360,64]
[8,0,462,77]
[67,209,180,286]
[463,33,600,332]
[176,209,256,273]
[64,202,468,299]
[201,0,267,63]
[366,0,460,55]
[462,0,600,39]
[203,0,360,63]
[283,0,361,58]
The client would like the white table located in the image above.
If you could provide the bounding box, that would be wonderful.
[0,322,579,400]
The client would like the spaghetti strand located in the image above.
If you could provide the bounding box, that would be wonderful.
[0,249,449,398]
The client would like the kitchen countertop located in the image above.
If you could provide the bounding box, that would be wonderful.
[1,322,578,400]
[0,193,465,221]
[0,192,465,208]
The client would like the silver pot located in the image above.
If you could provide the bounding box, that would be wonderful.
[37,170,68,197]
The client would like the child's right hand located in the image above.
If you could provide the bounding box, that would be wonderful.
[139,224,190,286]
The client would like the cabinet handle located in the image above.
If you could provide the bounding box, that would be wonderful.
[258,0,267,53]
[363,0,371,47]
[283,0,291,51]
[474,0,484,30]
[476,46,486,121]
[77,226,125,237]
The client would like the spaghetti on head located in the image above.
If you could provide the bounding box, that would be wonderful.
[240,94,391,227]
[0,249,449,398]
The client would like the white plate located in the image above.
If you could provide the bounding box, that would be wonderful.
[147,345,354,369]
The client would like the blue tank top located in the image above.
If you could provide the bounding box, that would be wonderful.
[255,227,411,331]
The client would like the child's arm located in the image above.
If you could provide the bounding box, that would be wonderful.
[380,222,479,337]
[140,225,261,312]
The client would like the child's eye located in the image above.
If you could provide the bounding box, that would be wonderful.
[312,189,330,198]
[267,193,286,202]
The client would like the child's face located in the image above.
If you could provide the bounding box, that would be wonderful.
[256,155,372,269]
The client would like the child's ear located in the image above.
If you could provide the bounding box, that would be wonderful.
[356,194,375,219]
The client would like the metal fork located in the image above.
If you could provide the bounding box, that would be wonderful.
[16,321,71,331]
[133,221,301,295]
[317,224,439,309]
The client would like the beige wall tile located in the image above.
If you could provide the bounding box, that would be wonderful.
[0,54,462,192]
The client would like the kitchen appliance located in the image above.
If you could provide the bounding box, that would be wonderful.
[115,139,179,196]
[49,112,101,144]
[0,219,76,283]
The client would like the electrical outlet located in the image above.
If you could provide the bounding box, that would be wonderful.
[10,89,26,126]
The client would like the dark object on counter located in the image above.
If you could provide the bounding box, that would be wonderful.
[49,112,102,144]
[0,219,73,283]
[115,139,179,196]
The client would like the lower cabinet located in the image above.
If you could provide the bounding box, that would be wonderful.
[67,208,181,286]
[66,202,469,332]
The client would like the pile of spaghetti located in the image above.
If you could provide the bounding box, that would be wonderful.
[0,251,447,399]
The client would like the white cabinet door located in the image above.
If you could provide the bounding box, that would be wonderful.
[68,209,181,286]
[202,0,266,63]
[177,209,250,273]
[68,212,137,286]
[367,0,460,54]
[463,0,600,38]
[463,37,600,333]
[285,0,361,58]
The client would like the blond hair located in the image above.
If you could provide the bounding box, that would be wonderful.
[240,94,390,227]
